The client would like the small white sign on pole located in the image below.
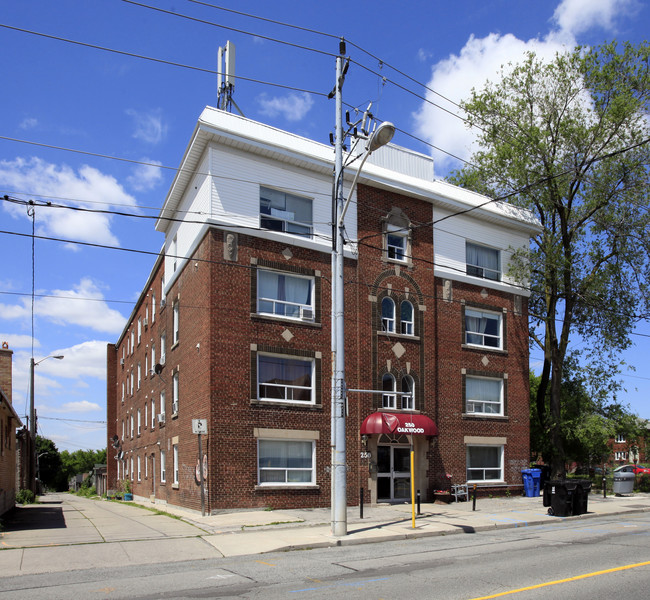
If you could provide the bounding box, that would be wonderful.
[192,419,208,434]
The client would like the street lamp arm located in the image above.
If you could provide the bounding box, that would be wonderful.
[338,122,395,227]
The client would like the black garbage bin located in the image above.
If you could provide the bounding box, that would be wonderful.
[572,480,591,515]
[544,480,578,516]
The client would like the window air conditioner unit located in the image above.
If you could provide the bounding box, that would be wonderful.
[160,298,167,308]
[143,318,148,327]
[300,306,314,321]
[157,413,165,424]
[120,358,124,366]
[172,401,179,414]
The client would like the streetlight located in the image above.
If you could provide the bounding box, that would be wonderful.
[29,354,64,493]
[331,41,395,537]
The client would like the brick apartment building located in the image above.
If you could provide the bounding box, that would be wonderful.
[1,342,22,516]
[106,107,539,513]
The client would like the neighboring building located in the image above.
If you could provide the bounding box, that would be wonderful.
[610,423,649,466]
[1,342,23,515]
[107,107,539,513]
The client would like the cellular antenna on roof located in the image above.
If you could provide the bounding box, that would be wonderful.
[217,41,244,116]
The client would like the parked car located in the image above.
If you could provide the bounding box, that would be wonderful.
[614,464,650,475]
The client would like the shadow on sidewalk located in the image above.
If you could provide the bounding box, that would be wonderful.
[1,504,66,531]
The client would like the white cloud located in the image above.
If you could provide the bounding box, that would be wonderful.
[552,0,640,37]
[0,334,39,349]
[0,157,138,246]
[0,278,126,335]
[418,49,433,62]
[126,108,167,144]
[127,160,164,192]
[258,92,314,122]
[412,0,638,174]
[19,117,38,130]
[58,400,102,413]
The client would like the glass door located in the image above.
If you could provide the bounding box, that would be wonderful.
[377,445,411,501]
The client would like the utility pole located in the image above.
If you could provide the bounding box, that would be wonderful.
[331,38,348,537]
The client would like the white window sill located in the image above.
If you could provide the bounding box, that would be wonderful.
[251,399,321,410]
[462,344,506,354]
[462,413,508,420]
[255,485,319,491]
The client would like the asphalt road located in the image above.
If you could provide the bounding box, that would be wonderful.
[2,512,649,599]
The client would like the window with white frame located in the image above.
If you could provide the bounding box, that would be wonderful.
[171,235,178,272]
[160,333,166,365]
[465,376,504,415]
[152,293,156,323]
[382,373,396,409]
[121,382,125,403]
[144,403,148,430]
[401,375,415,410]
[465,308,502,349]
[381,297,395,333]
[257,270,314,320]
[173,301,179,345]
[145,355,149,382]
[466,242,500,281]
[173,445,179,485]
[615,451,628,461]
[160,390,166,416]
[400,301,414,335]
[257,354,314,403]
[466,445,504,482]
[122,419,125,441]
[172,372,179,413]
[137,409,141,436]
[615,434,626,443]
[160,450,166,483]
[151,345,156,375]
[137,456,141,481]
[260,186,312,237]
[130,415,134,439]
[130,371,134,395]
[137,318,142,344]
[161,275,166,307]
[257,439,315,485]
[386,224,408,262]
[137,363,141,390]
[130,331,135,354]
[151,399,156,428]
[145,455,148,479]
[130,457,134,481]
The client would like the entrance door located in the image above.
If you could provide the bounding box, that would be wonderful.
[377,445,411,501]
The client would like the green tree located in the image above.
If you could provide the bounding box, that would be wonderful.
[60,448,107,486]
[451,42,650,477]
[35,436,65,491]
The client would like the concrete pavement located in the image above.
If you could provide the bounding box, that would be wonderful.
[1,490,650,577]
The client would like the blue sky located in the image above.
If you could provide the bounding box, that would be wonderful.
[1,0,648,451]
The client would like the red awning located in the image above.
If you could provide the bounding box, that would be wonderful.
[360,412,439,436]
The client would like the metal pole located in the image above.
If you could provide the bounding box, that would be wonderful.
[410,445,415,528]
[29,357,36,494]
[198,432,205,517]
[332,40,347,537]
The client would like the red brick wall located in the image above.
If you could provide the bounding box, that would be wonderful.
[108,182,531,511]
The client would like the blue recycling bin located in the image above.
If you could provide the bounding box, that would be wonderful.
[522,468,542,497]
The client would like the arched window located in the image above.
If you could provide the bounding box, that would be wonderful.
[401,375,415,410]
[382,373,396,409]
[400,301,414,335]
[381,297,395,333]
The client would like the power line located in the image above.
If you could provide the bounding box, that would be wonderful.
[0,23,328,98]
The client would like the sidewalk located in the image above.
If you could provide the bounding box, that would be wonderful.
[149,491,650,556]
[1,491,650,576]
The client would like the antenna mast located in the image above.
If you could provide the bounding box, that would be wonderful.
[217,41,244,116]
